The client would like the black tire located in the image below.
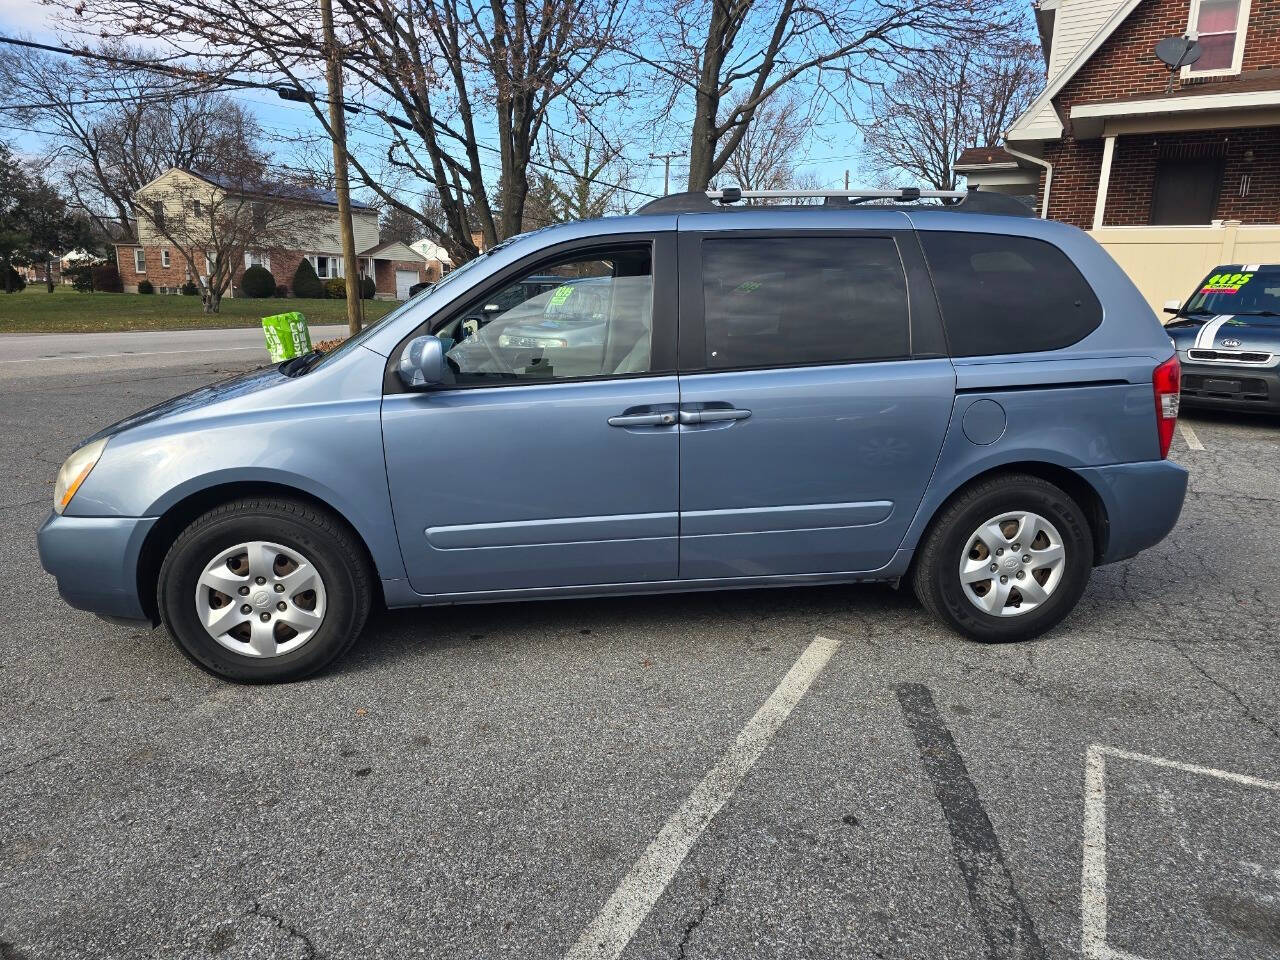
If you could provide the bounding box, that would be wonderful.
[911,474,1093,643]
[157,498,372,682]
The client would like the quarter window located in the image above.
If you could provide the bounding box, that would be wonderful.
[433,246,654,385]
[919,232,1102,357]
[700,237,910,369]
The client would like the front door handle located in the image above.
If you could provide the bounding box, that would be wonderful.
[608,412,677,427]
[679,408,751,425]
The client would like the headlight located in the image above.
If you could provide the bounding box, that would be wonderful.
[53,437,108,515]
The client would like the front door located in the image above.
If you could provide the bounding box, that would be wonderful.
[382,237,680,596]
[676,231,955,580]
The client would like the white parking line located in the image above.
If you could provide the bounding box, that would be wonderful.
[1080,744,1280,960]
[0,346,263,364]
[1178,421,1205,451]
[564,634,842,960]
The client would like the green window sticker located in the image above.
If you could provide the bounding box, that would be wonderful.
[1202,272,1253,294]
[732,280,762,295]
[548,285,575,307]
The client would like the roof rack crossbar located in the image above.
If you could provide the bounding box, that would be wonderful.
[635,186,1035,217]
[704,187,967,202]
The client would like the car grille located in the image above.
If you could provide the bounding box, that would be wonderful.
[1187,348,1273,364]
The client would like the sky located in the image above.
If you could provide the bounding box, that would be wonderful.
[0,0,975,215]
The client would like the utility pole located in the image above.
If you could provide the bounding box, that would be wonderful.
[649,151,686,196]
[321,0,362,335]
[844,170,850,190]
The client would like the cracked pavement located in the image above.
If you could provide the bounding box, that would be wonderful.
[1,343,1278,959]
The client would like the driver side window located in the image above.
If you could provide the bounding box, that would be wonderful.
[434,245,654,385]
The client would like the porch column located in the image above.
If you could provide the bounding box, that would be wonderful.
[1092,135,1116,231]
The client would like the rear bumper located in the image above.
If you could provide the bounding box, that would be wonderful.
[1180,360,1280,412]
[1076,460,1188,565]
[36,512,156,621]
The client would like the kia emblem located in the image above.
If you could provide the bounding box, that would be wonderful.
[1222,338,1242,347]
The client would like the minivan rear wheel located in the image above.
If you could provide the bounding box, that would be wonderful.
[158,498,371,682]
[912,474,1093,643]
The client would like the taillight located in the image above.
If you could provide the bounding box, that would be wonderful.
[1153,354,1181,458]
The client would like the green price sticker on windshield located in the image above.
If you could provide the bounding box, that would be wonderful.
[548,285,575,307]
[1201,272,1253,294]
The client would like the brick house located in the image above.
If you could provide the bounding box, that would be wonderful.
[115,168,429,300]
[962,0,1280,309]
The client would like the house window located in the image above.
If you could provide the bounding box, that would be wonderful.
[1186,0,1250,75]
[161,249,171,268]
[151,202,165,229]
[245,250,271,271]
[251,202,267,232]
[205,254,214,275]
[133,249,146,273]
[192,200,203,219]
[311,255,342,279]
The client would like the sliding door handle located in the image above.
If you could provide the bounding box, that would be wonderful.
[679,408,751,424]
[608,412,677,427]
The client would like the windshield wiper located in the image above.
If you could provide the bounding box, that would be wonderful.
[280,349,323,377]
[1234,310,1280,317]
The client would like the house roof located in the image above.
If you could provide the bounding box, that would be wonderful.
[1089,67,1280,104]
[1007,0,1147,143]
[358,239,425,261]
[954,146,1022,170]
[144,168,375,211]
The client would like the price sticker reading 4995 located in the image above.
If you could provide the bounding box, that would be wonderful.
[1202,272,1254,294]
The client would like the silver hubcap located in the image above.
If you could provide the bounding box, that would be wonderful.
[959,511,1066,617]
[194,541,327,657]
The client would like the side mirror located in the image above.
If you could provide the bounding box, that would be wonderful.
[1163,299,1183,315]
[398,335,447,389]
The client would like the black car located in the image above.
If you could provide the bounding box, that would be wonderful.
[1166,263,1280,412]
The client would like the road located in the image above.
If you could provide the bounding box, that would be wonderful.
[2,332,1278,960]
[0,325,350,367]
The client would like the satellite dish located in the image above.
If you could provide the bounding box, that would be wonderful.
[1155,35,1201,91]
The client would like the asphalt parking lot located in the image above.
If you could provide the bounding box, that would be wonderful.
[2,339,1278,960]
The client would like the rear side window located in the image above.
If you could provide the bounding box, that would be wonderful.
[919,232,1102,357]
[700,237,910,369]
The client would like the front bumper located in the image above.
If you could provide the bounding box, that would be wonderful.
[37,512,157,621]
[1179,359,1280,412]
[1075,460,1189,565]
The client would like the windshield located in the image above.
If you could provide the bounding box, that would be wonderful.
[306,290,430,371]
[1182,267,1280,316]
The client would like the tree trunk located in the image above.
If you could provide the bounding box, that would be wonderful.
[2,259,12,294]
[204,290,222,313]
[46,259,55,293]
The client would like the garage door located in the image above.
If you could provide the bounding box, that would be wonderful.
[395,270,418,300]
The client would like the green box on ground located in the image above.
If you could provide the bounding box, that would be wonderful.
[261,312,312,362]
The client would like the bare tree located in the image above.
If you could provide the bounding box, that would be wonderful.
[0,42,265,242]
[134,167,325,312]
[538,129,637,222]
[861,40,1042,190]
[722,92,809,190]
[52,0,631,263]
[628,0,1016,191]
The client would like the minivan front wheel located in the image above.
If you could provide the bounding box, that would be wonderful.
[158,499,372,682]
[912,474,1093,643]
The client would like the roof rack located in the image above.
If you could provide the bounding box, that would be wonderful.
[635,186,1034,217]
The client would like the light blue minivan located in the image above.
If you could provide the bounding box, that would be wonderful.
[38,189,1189,682]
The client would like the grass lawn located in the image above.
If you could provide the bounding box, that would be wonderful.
[0,284,399,334]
